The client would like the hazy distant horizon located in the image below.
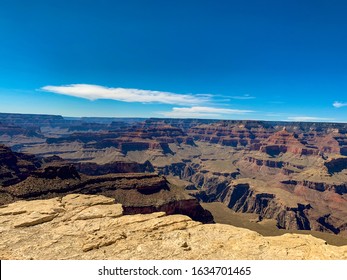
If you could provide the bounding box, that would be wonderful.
[1,111,347,124]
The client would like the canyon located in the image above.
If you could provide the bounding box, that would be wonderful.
[1,112,347,259]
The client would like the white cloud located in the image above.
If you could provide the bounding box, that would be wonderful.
[41,84,209,105]
[229,94,255,100]
[333,101,347,108]
[286,116,334,122]
[160,106,254,118]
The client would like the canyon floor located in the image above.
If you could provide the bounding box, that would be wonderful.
[201,202,347,246]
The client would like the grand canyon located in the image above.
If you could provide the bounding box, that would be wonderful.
[1,112,347,259]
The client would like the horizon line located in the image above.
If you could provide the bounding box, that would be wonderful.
[1,111,347,124]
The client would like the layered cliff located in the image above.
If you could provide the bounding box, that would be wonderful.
[75,160,155,175]
[0,112,66,127]
[44,122,194,157]
[0,122,43,138]
[195,177,347,236]
[0,164,212,223]
[0,144,41,186]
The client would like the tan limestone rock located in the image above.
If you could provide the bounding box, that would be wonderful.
[0,194,346,260]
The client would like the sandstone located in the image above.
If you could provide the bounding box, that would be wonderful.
[0,194,346,260]
[13,212,58,228]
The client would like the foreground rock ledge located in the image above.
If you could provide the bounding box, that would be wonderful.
[0,194,346,260]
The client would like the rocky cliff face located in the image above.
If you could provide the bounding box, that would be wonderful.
[194,176,347,235]
[0,163,213,223]
[195,182,313,231]
[188,123,264,147]
[0,112,67,128]
[45,122,194,156]
[324,157,347,174]
[75,160,154,175]
[0,122,43,138]
[0,194,346,260]
[0,145,41,186]
[187,120,347,156]
[258,129,318,156]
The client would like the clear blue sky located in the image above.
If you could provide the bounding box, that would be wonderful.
[1,0,347,121]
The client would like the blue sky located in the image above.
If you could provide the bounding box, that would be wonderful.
[1,0,347,121]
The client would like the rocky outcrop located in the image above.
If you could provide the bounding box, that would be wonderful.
[45,121,194,155]
[324,157,347,174]
[193,174,347,236]
[196,182,322,232]
[188,123,262,147]
[158,162,195,179]
[122,198,213,224]
[0,165,213,223]
[0,112,69,128]
[317,214,341,235]
[47,135,175,155]
[31,164,81,180]
[245,156,284,168]
[0,145,40,186]
[67,122,110,132]
[259,129,319,156]
[313,135,341,154]
[145,118,218,130]
[277,204,312,230]
[302,181,347,194]
[132,122,187,138]
[75,160,154,175]
[184,120,347,157]
[0,123,42,138]
[242,156,306,177]
[0,194,346,260]
[281,179,347,195]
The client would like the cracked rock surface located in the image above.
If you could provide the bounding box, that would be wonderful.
[0,194,346,260]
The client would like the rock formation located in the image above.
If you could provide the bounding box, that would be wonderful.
[75,160,155,175]
[1,113,347,238]
[0,144,40,186]
[0,163,213,223]
[0,112,66,127]
[324,157,347,174]
[0,194,346,260]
